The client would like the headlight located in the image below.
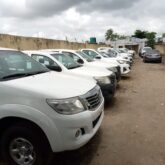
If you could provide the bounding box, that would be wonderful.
[117,60,125,64]
[94,76,111,84]
[47,98,85,115]
[108,67,117,73]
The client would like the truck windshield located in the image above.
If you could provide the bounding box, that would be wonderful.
[82,50,99,59]
[76,51,94,62]
[117,49,124,53]
[51,53,82,69]
[0,50,49,81]
[119,49,127,53]
[144,47,152,52]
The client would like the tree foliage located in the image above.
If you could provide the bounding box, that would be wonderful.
[105,28,126,41]
[132,29,156,48]
[132,30,147,39]
[162,33,165,38]
[105,29,117,41]
[146,32,157,48]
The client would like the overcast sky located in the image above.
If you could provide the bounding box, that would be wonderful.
[0,0,164,42]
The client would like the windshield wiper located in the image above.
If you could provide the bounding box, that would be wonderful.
[1,73,33,80]
[68,65,82,69]
[30,71,48,75]
[1,71,48,80]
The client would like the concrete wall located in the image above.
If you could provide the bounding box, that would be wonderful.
[125,45,139,54]
[155,44,165,64]
[0,34,105,50]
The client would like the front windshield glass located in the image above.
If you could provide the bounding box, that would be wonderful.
[146,49,159,54]
[51,53,81,69]
[76,51,94,62]
[99,52,109,58]
[120,49,127,53]
[106,50,117,57]
[117,49,125,53]
[123,48,129,52]
[0,50,49,81]
[82,50,99,58]
[104,52,117,57]
[144,47,152,52]
[114,49,120,53]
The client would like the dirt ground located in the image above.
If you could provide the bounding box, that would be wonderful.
[2,56,165,165]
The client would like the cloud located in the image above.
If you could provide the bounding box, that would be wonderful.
[0,0,165,42]
[76,0,140,13]
[25,0,86,17]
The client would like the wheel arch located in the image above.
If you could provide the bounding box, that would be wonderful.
[0,117,52,152]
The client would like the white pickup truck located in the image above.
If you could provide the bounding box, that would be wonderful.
[81,49,131,75]
[0,48,104,165]
[24,50,117,100]
[41,49,121,82]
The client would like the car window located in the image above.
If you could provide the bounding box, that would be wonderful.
[51,53,81,69]
[76,51,94,62]
[62,52,81,62]
[104,50,117,57]
[82,50,98,58]
[143,47,152,52]
[0,50,49,80]
[31,54,59,67]
[109,49,117,56]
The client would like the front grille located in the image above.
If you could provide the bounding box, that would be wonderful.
[116,66,121,74]
[86,90,102,110]
[81,85,102,110]
[110,74,116,85]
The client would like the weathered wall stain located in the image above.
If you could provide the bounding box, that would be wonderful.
[155,44,165,64]
[0,34,106,50]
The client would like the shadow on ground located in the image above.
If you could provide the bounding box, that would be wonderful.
[121,76,131,81]
[50,129,103,165]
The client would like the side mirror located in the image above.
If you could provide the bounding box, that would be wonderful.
[95,56,101,59]
[46,65,62,72]
[77,59,84,64]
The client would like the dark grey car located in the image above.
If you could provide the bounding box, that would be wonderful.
[143,49,162,63]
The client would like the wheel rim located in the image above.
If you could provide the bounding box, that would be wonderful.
[9,138,36,165]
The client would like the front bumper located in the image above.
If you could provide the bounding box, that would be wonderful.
[144,56,162,62]
[50,99,104,152]
[120,64,131,75]
[99,75,117,99]
[115,66,121,82]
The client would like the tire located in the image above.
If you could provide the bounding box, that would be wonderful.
[0,122,51,165]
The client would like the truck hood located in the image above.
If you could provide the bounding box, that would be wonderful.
[100,58,118,65]
[3,72,96,99]
[101,58,123,63]
[118,53,131,58]
[69,66,112,77]
[87,61,117,68]
[128,50,135,54]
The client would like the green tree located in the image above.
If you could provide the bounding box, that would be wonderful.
[105,29,119,41]
[132,29,156,48]
[132,30,148,39]
[146,32,156,48]
[118,35,127,40]
[162,33,165,38]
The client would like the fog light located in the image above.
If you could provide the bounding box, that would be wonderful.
[75,129,81,138]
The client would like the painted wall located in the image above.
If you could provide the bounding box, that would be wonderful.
[0,34,105,50]
[155,44,165,64]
